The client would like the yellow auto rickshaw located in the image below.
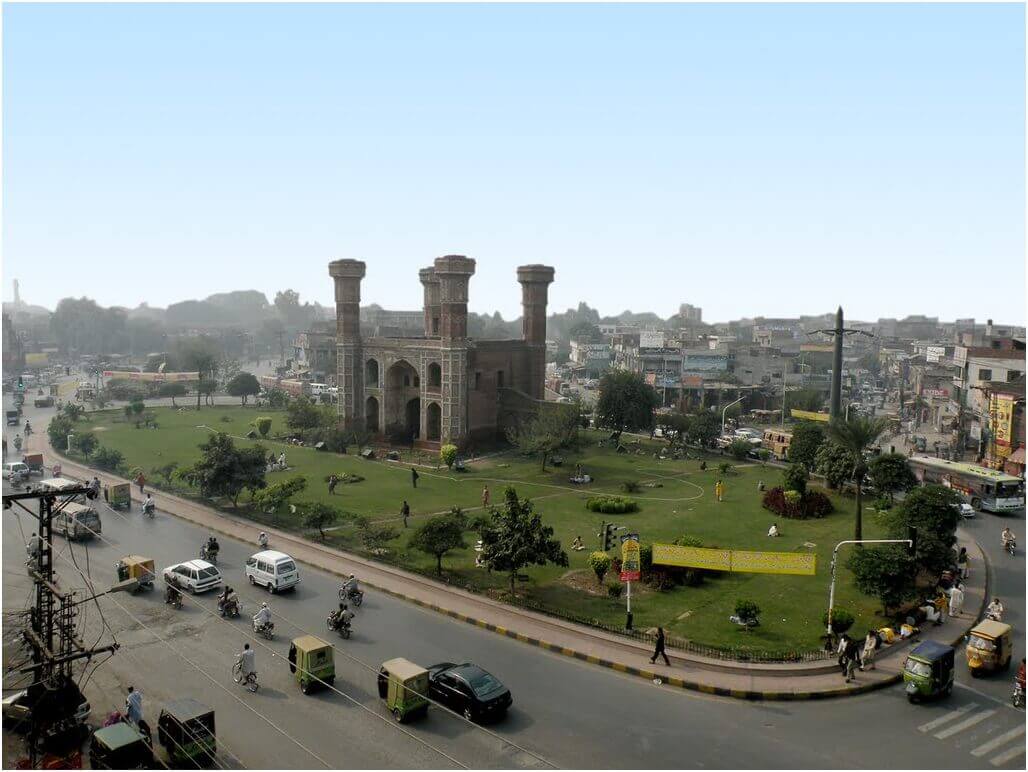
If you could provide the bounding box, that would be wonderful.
[377,658,429,723]
[289,636,335,694]
[104,482,132,510]
[965,619,1013,677]
[116,556,155,592]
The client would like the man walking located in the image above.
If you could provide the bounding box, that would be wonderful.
[411,467,419,489]
[328,474,339,495]
[400,500,410,528]
[860,629,878,671]
[482,486,490,508]
[135,471,146,495]
[948,582,965,618]
[649,626,671,666]
[125,686,143,725]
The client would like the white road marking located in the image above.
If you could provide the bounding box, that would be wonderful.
[971,725,1026,757]
[989,744,1027,768]
[919,703,977,733]
[934,708,996,739]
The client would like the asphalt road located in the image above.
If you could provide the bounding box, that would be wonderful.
[3,396,1025,769]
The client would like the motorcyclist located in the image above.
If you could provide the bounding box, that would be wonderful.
[90,476,101,497]
[204,535,220,559]
[1017,658,1026,689]
[142,494,155,514]
[218,586,238,615]
[23,421,31,436]
[341,573,359,600]
[329,602,354,631]
[253,602,271,632]
[165,576,182,606]
[13,435,22,452]
[258,532,269,549]
[1002,527,1016,550]
[987,597,1004,621]
[237,643,256,681]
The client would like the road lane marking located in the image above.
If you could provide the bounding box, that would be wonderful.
[919,703,977,733]
[934,708,996,739]
[989,745,1027,768]
[971,725,1026,757]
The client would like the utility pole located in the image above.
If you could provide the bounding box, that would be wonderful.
[4,487,119,766]
[809,307,872,420]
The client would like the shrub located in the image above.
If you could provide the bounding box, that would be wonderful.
[439,444,458,470]
[734,599,761,623]
[92,447,125,472]
[762,486,834,519]
[71,432,99,457]
[266,389,289,409]
[47,415,75,450]
[588,551,612,585]
[255,417,272,437]
[620,480,641,493]
[585,496,639,514]
[727,439,752,461]
[784,490,802,506]
[606,582,624,598]
[873,495,892,512]
[782,463,809,495]
[323,473,364,484]
[717,462,732,476]
[821,607,856,635]
[151,463,179,487]
[646,568,676,591]
[130,400,145,416]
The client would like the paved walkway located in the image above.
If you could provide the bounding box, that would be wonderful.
[37,435,989,700]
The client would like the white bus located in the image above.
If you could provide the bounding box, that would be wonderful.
[908,456,1025,513]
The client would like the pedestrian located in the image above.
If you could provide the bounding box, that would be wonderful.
[328,474,338,495]
[757,479,765,492]
[135,471,146,495]
[411,467,419,489]
[860,629,877,671]
[649,626,671,667]
[948,582,965,618]
[400,500,410,528]
[844,636,860,682]
[956,547,970,580]
[481,486,490,508]
[836,633,850,677]
[125,686,143,725]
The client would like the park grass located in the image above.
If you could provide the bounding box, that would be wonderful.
[74,406,890,653]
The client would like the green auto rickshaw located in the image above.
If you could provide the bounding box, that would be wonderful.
[903,640,955,703]
[289,635,335,694]
[104,482,132,510]
[157,698,216,767]
[88,723,153,769]
[378,658,429,723]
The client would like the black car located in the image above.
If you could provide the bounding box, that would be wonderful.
[427,662,512,723]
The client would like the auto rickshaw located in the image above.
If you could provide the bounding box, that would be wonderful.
[116,556,155,592]
[378,658,429,723]
[88,723,153,769]
[903,640,955,703]
[104,482,132,510]
[157,698,216,767]
[289,635,335,694]
[966,619,1013,676]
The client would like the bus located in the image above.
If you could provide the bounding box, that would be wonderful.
[908,456,1025,513]
[762,429,793,461]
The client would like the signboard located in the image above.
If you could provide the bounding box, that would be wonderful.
[25,353,49,367]
[790,409,830,423]
[639,331,665,349]
[620,534,641,582]
[103,371,199,383]
[652,544,817,576]
[923,388,949,399]
[992,395,1014,448]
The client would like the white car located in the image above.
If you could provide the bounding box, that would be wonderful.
[2,462,29,482]
[163,559,222,593]
[958,503,976,519]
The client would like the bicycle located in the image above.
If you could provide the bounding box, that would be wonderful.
[232,660,259,692]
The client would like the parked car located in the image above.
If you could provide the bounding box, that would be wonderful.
[3,689,91,728]
[245,550,300,593]
[427,662,512,723]
[163,560,222,593]
[958,503,976,519]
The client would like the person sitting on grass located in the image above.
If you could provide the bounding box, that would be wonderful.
[571,535,586,551]
[767,523,780,538]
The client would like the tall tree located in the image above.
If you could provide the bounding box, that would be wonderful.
[867,453,918,503]
[883,485,961,575]
[177,433,266,507]
[505,402,580,470]
[788,421,827,470]
[595,370,660,441]
[286,396,323,440]
[227,372,261,405]
[827,416,889,541]
[686,411,720,448]
[846,545,917,615]
[479,487,568,595]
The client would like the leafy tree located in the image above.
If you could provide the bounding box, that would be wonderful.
[727,439,752,461]
[252,475,308,514]
[828,416,889,541]
[107,379,148,402]
[158,381,188,407]
[757,449,771,465]
[299,502,340,541]
[358,521,399,553]
[410,513,467,574]
[47,415,75,450]
[789,389,826,413]
[439,444,458,470]
[656,412,690,447]
[788,421,827,470]
[883,485,960,576]
[168,336,221,410]
[588,551,612,585]
[197,379,218,407]
[847,545,917,614]
[151,462,179,487]
[506,402,580,470]
[286,396,322,440]
[255,417,272,437]
[123,405,133,420]
[821,607,855,635]
[479,486,569,595]
[72,432,99,456]
[814,440,855,491]
[595,370,660,441]
[227,372,261,405]
[130,400,146,416]
[782,463,809,495]
[62,403,85,421]
[868,453,917,503]
[734,599,761,624]
[686,411,720,448]
[266,388,289,409]
[92,447,124,472]
[177,433,267,507]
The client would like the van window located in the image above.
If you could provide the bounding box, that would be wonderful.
[246,557,256,567]
[276,561,296,575]
[257,560,268,573]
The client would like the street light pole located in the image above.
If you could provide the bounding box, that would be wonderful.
[826,538,913,636]
[722,396,745,438]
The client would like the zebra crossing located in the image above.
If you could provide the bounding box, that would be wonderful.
[918,702,1026,767]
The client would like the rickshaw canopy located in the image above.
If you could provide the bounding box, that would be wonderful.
[969,620,1011,641]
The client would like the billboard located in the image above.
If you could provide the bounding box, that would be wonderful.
[652,544,817,576]
[25,353,49,367]
[639,331,665,349]
[620,534,641,582]
[790,409,830,423]
[992,395,1015,448]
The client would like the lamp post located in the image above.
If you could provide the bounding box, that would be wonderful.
[722,396,745,438]
[826,537,913,637]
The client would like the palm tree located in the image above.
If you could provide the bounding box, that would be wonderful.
[828,415,889,541]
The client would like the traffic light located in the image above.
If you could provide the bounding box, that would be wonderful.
[907,526,918,557]
[17,375,23,390]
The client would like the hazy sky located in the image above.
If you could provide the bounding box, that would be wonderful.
[3,3,1025,324]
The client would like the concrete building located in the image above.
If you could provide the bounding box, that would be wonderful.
[569,339,611,378]
[330,256,554,447]
[293,321,337,384]
[951,340,1026,454]
[677,303,702,323]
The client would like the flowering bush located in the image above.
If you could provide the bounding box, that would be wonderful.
[762,487,834,519]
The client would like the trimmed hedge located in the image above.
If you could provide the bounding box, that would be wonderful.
[585,495,639,514]
[761,486,833,519]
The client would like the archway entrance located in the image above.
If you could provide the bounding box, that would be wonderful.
[365,396,380,434]
[384,360,420,439]
[426,402,441,442]
[405,398,421,441]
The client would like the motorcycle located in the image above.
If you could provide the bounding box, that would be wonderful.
[338,586,364,607]
[252,618,274,640]
[728,614,760,629]
[326,613,352,639]
[200,545,219,564]
[165,586,183,610]
[1005,540,1016,556]
[218,596,240,618]
[142,501,156,519]
[1013,678,1025,709]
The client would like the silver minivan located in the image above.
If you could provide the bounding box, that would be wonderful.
[55,502,102,541]
[245,550,300,593]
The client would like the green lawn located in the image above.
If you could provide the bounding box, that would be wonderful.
[73,406,889,654]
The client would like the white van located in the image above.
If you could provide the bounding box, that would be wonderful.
[245,550,300,593]
[309,383,327,397]
[55,502,102,541]
[37,477,88,502]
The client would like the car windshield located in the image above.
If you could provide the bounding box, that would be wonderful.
[198,567,219,580]
[79,513,100,525]
[968,636,996,652]
[905,660,931,678]
[464,669,503,697]
[277,561,295,574]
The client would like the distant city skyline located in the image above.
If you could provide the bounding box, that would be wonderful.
[3,3,1024,323]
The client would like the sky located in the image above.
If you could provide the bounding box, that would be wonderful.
[3,3,1025,325]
